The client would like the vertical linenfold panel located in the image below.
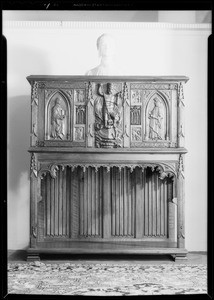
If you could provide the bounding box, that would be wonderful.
[58,168,62,235]
[79,168,84,236]
[83,168,88,236]
[54,174,58,235]
[62,168,67,236]
[66,168,70,237]
[119,169,123,235]
[123,168,128,236]
[127,168,132,236]
[95,170,99,235]
[131,170,135,236]
[46,175,50,236]
[160,176,164,236]
[164,180,168,236]
[71,168,79,238]
[91,168,96,235]
[111,168,115,236]
[148,170,152,236]
[87,168,91,236]
[144,168,148,236]
[156,173,161,236]
[152,172,156,236]
[50,177,55,236]
[115,169,119,236]
[99,168,103,237]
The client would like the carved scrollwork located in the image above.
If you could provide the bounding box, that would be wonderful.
[49,164,59,178]
[40,162,176,179]
[38,82,46,89]
[131,83,177,90]
[30,153,37,177]
[35,140,45,147]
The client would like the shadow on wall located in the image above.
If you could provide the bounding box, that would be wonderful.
[8,95,31,192]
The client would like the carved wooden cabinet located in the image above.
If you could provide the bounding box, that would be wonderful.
[27,76,188,261]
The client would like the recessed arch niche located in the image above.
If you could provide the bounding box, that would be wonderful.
[144,92,170,141]
[45,90,71,140]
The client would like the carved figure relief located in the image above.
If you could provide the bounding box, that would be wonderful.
[74,126,84,141]
[148,98,163,140]
[131,90,141,105]
[94,82,123,148]
[131,127,142,141]
[75,105,86,124]
[144,94,169,142]
[50,98,66,140]
[75,89,85,103]
[130,106,141,125]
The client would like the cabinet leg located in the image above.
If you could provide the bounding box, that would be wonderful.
[26,253,40,262]
[172,254,187,262]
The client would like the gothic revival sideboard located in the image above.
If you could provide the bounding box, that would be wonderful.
[27,75,189,261]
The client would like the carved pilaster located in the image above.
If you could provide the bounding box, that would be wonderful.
[177,82,185,147]
[123,82,130,147]
[86,82,95,147]
[177,154,185,248]
[30,153,39,248]
[31,82,39,146]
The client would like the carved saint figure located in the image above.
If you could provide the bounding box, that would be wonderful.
[98,83,120,129]
[50,98,66,139]
[95,82,122,148]
[148,98,163,140]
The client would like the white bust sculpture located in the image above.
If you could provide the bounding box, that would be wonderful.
[85,33,123,75]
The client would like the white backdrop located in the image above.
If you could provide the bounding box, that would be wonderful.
[4,21,211,251]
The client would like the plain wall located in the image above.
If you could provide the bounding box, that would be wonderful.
[4,21,210,251]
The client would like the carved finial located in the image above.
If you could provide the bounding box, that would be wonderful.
[87,82,94,106]
[123,82,129,106]
[30,153,37,177]
[178,124,185,138]
[178,155,185,179]
[31,81,39,105]
[86,124,94,138]
[31,123,37,137]
[178,82,185,107]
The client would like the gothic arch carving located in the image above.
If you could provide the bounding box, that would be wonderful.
[144,91,170,141]
[45,90,71,141]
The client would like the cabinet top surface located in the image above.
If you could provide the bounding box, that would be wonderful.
[27,75,189,84]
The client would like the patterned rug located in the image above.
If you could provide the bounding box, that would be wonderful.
[8,262,207,296]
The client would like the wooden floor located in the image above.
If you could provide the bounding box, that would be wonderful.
[8,250,207,265]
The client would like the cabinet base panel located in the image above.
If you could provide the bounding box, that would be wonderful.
[27,244,187,261]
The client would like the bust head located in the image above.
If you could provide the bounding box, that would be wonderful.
[96,33,116,58]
